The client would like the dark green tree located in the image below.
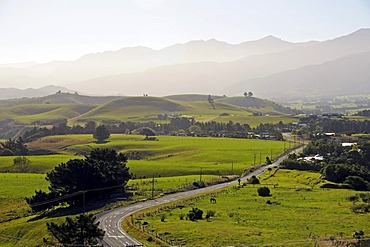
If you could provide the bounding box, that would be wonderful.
[93,124,110,143]
[26,149,131,211]
[46,214,105,246]
[344,176,370,191]
[257,187,271,197]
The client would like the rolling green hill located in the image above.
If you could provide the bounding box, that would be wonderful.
[0,93,296,130]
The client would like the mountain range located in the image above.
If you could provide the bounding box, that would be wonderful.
[0,28,369,100]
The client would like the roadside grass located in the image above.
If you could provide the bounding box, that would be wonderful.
[127,175,219,198]
[130,169,370,247]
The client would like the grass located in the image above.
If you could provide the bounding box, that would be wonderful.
[0,173,48,228]
[0,135,291,246]
[129,169,370,247]
[0,154,80,173]
[64,135,289,177]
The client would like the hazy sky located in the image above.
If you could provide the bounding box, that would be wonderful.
[1,0,369,64]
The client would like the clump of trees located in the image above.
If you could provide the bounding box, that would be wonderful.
[281,137,370,191]
[46,214,104,246]
[26,148,131,212]
[0,137,29,156]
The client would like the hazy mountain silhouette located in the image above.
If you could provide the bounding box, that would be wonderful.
[227,51,370,99]
[65,29,370,97]
[0,29,369,99]
[0,85,76,100]
[0,35,315,88]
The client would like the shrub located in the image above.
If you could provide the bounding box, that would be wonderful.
[187,208,203,221]
[247,175,260,184]
[257,187,271,197]
[206,210,216,217]
[160,214,166,222]
[351,204,370,213]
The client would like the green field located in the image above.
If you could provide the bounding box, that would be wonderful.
[0,135,290,246]
[129,169,370,247]
[63,135,289,177]
[0,135,290,176]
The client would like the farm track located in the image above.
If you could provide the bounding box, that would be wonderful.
[95,146,303,247]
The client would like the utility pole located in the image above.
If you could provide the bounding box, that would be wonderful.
[259,153,261,164]
[82,191,86,213]
[151,176,155,199]
[231,162,234,174]
[253,154,256,165]
[200,167,203,182]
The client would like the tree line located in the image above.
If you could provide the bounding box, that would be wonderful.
[22,118,288,141]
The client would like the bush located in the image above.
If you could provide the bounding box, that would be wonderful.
[351,204,370,213]
[257,187,271,197]
[248,175,260,184]
[160,214,166,222]
[344,176,370,191]
[187,208,203,221]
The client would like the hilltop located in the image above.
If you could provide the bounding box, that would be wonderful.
[0,92,296,138]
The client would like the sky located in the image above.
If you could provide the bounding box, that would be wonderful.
[0,0,370,64]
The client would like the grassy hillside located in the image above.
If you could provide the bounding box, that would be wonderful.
[0,93,296,127]
[129,169,370,247]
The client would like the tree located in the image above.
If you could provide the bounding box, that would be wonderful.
[46,214,105,246]
[0,137,29,156]
[13,156,31,172]
[93,124,110,143]
[26,148,131,211]
[344,176,370,191]
[248,92,253,97]
[141,127,156,139]
[257,187,270,197]
[248,175,260,184]
[244,92,248,98]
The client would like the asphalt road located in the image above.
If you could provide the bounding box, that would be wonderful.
[95,146,303,247]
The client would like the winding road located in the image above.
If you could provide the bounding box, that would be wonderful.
[95,146,303,247]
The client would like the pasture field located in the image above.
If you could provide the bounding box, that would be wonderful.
[0,174,218,246]
[1,134,290,176]
[0,135,290,246]
[0,154,80,173]
[64,135,289,177]
[129,169,370,247]
[0,173,51,247]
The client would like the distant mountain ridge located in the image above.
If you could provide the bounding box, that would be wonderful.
[0,85,77,100]
[0,29,369,99]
